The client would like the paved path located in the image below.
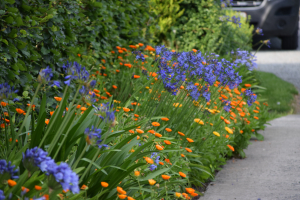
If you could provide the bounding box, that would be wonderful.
[200,115,300,200]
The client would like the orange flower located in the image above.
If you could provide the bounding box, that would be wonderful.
[81,107,87,111]
[185,148,192,152]
[181,154,185,157]
[116,69,120,73]
[27,104,36,110]
[244,84,251,87]
[159,161,164,165]
[50,111,54,116]
[186,138,194,143]
[144,157,154,164]
[155,145,164,151]
[161,117,169,121]
[0,124,5,129]
[225,134,229,138]
[54,97,62,102]
[127,197,135,200]
[134,114,139,117]
[81,184,88,190]
[124,63,132,68]
[77,53,81,57]
[118,50,124,53]
[175,192,181,197]
[240,130,244,134]
[133,75,140,79]
[1,102,7,106]
[123,107,130,112]
[178,131,185,136]
[154,133,162,138]
[148,129,155,134]
[118,194,127,199]
[45,119,49,125]
[165,128,172,132]
[101,182,109,187]
[35,185,42,190]
[136,129,144,134]
[191,193,198,197]
[224,119,231,124]
[16,108,25,114]
[116,187,126,194]
[7,179,17,187]
[152,122,160,126]
[179,172,186,178]
[227,144,234,151]
[129,130,134,134]
[161,175,171,180]
[134,171,140,177]
[148,179,156,185]
[164,140,171,145]
[186,188,195,194]
[138,43,144,46]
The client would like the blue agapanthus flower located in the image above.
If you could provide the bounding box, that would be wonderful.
[0,190,5,200]
[0,82,18,100]
[93,102,116,122]
[244,89,257,106]
[39,66,53,82]
[46,162,79,194]
[84,125,108,149]
[63,61,89,86]
[0,160,19,179]
[22,147,52,173]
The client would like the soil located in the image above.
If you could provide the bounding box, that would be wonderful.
[292,93,300,114]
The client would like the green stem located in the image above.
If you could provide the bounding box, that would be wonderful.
[218,29,230,55]
[72,144,89,170]
[137,179,144,200]
[17,83,42,136]
[165,181,168,200]
[38,86,69,148]
[79,148,101,183]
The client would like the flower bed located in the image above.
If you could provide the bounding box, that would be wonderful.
[0,45,268,200]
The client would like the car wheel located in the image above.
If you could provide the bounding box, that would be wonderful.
[281,26,298,50]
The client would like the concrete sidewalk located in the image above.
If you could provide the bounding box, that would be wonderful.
[200,115,300,200]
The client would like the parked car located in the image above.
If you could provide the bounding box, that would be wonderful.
[230,0,300,49]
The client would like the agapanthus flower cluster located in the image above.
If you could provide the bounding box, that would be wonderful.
[133,50,145,62]
[63,61,89,86]
[84,125,108,149]
[230,16,241,27]
[0,159,19,179]
[244,89,257,106]
[255,27,264,36]
[220,0,233,7]
[0,190,4,200]
[0,83,18,101]
[22,147,79,194]
[39,66,53,82]
[222,100,232,112]
[93,102,115,122]
[38,67,60,87]
[149,153,160,171]
[22,147,52,173]
[155,46,243,102]
[232,49,257,71]
[45,160,79,194]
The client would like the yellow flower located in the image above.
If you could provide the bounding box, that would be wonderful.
[225,127,233,134]
[148,179,156,185]
[213,131,220,137]
[194,118,204,125]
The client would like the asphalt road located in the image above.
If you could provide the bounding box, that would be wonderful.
[254,22,300,92]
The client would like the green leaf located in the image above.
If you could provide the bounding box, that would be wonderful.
[0,10,5,15]
[139,168,170,181]
[1,39,8,45]
[5,16,14,24]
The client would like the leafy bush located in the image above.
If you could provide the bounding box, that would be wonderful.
[151,0,253,54]
[0,0,152,88]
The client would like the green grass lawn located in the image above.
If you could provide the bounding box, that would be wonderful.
[254,71,299,116]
